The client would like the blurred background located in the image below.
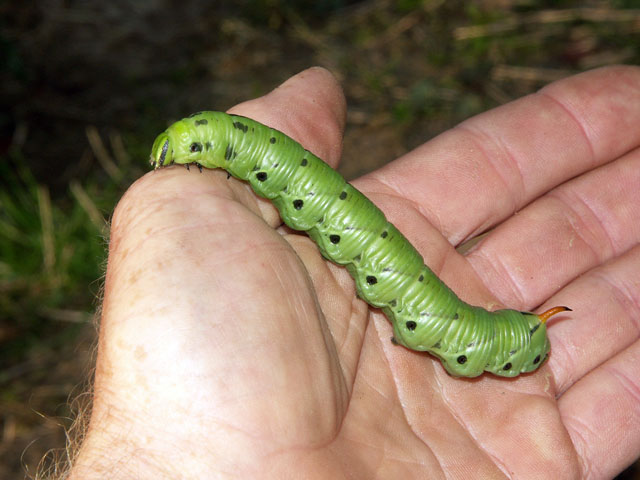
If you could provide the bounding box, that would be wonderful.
[1,0,639,478]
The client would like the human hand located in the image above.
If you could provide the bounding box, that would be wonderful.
[69,66,640,479]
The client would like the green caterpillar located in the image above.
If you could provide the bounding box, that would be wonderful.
[150,111,570,378]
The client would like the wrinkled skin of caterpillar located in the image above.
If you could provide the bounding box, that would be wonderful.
[150,111,560,378]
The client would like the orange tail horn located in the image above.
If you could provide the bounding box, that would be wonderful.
[538,306,572,324]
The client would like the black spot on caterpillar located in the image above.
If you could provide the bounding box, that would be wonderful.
[150,111,571,378]
[233,121,248,132]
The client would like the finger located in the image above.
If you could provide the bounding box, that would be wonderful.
[96,168,351,467]
[227,67,347,226]
[354,65,640,244]
[558,340,640,479]
[547,244,640,394]
[229,66,346,168]
[92,69,350,442]
[465,145,640,308]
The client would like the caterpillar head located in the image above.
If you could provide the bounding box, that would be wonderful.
[150,119,207,169]
[150,131,172,168]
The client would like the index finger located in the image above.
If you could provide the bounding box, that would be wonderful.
[354,65,640,245]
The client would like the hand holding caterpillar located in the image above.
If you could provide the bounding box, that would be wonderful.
[150,111,570,378]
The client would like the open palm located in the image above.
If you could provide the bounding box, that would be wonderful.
[71,66,640,480]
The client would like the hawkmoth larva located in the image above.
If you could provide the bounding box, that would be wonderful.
[150,111,570,378]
